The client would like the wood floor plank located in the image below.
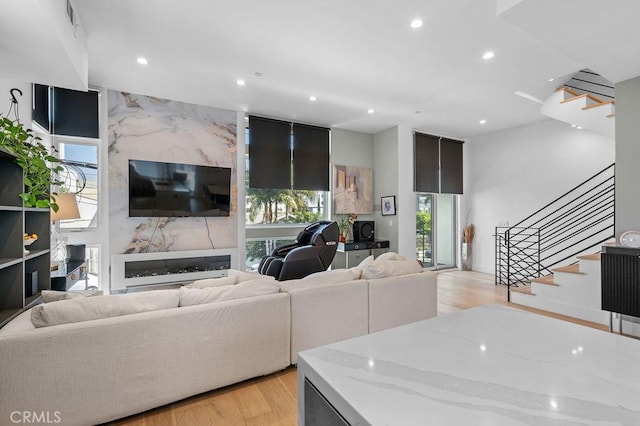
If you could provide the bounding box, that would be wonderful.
[203,389,246,426]
[277,367,298,400]
[257,370,297,426]
[231,382,272,420]
[112,270,611,425]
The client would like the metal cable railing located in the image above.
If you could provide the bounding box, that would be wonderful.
[495,163,615,300]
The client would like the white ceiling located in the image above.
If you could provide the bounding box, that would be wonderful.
[5,0,640,139]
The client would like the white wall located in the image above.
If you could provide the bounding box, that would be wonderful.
[0,77,31,125]
[373,127,399,251]
[463,118,614,274]
[614,76,640,239]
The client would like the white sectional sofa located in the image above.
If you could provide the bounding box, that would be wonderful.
[279,256,437,363]
[0,256,436,425]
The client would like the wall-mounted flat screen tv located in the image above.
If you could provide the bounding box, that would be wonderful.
[129,159,231,217]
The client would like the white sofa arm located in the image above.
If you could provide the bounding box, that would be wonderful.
[368,271,437,333]
[282,280,368,364]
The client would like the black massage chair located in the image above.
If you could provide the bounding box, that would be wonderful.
[257,221,339,281]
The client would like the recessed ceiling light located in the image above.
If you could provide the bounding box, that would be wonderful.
[479,119,487,124]
[410,18,423,29]
[367,108,375,114]
[548,78,555,82]
[571,124,577,128]
[236,79,246,86]
[136,57,148,65]
[482,51,495,60]
[577,126,583,130]
[309,96,317,101]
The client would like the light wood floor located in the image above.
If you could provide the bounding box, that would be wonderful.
[110,270,607,426]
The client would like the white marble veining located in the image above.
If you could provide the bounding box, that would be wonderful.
[108,91,238,255]
[298,304,640,425]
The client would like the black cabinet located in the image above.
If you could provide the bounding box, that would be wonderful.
[601,245,640,317]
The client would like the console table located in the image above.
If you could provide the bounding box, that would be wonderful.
[298,304,640,425]
[51,260,88,291]
[333,240,390,269]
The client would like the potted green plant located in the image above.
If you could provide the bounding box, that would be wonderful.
[0,114,62,211]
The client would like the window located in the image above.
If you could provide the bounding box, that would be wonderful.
[55,141,99,229]
[416,193,457,269]
[247,115,329,191]
[244,124,328,270]
[414,132,464,194]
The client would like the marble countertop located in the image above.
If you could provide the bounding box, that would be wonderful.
[298,304,640,425]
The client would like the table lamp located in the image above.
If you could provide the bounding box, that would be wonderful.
[50,193,80,262]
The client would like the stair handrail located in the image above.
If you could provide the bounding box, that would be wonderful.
[495,163,615,292]
[509,163,614,230]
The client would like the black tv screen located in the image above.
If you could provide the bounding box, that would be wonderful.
[129,159,231,217]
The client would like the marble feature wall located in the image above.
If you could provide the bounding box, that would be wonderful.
[108,91,237,254]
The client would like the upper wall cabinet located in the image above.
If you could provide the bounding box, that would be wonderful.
[32,84,99,138]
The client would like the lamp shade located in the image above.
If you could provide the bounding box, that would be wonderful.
[50,193,80,221]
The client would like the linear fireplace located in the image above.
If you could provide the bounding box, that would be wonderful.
[111,249,238,291]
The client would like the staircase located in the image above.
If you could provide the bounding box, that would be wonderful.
[495,164,615,325]
[540,69,615,138]
[510,252,609,325]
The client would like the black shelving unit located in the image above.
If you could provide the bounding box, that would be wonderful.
[0,149,51,327]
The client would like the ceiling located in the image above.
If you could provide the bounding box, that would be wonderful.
[4,0,640,139]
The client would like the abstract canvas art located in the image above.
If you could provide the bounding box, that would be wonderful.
[333,165,373,214]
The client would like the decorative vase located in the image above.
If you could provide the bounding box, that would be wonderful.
[461,242,472,271]
[339,234,346,243]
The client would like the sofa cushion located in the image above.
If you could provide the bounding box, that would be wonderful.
[0,309,36,335]
[41,289,104,303]
[303,269,358,283]
[31,290,180,328]
[362,259,423,280]
[187,275,238,288]
[349,255,374,279]
[228,269,275,282]
[179,279,280,307]
[375,252,407,262]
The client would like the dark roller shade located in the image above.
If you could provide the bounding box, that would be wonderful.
[249,116,292,189]
[32,84,50,132]
[51,87,99,138]
[292,123,329,191]
[414,132,440,193]
[440,138,464,194]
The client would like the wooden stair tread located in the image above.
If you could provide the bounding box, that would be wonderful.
[551,264,585,275]
[511,285,534,295]
[530,275,558,286]
[555,87,580,97]
[560,93,605,105]
[577,253,601,261]
[582,100,615,110]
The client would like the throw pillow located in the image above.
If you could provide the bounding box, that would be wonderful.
[41,289,104,303]
[187,275,238,288]
[349,255,374,279]
[31,290,180,328]
[362,259,423,280]
[375,252,407,262]
[179,279,280,307]
[227,269,276,282]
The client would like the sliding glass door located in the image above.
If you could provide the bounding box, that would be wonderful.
[416,193,457,269]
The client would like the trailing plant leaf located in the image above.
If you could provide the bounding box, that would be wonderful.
[0,114,61,208]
